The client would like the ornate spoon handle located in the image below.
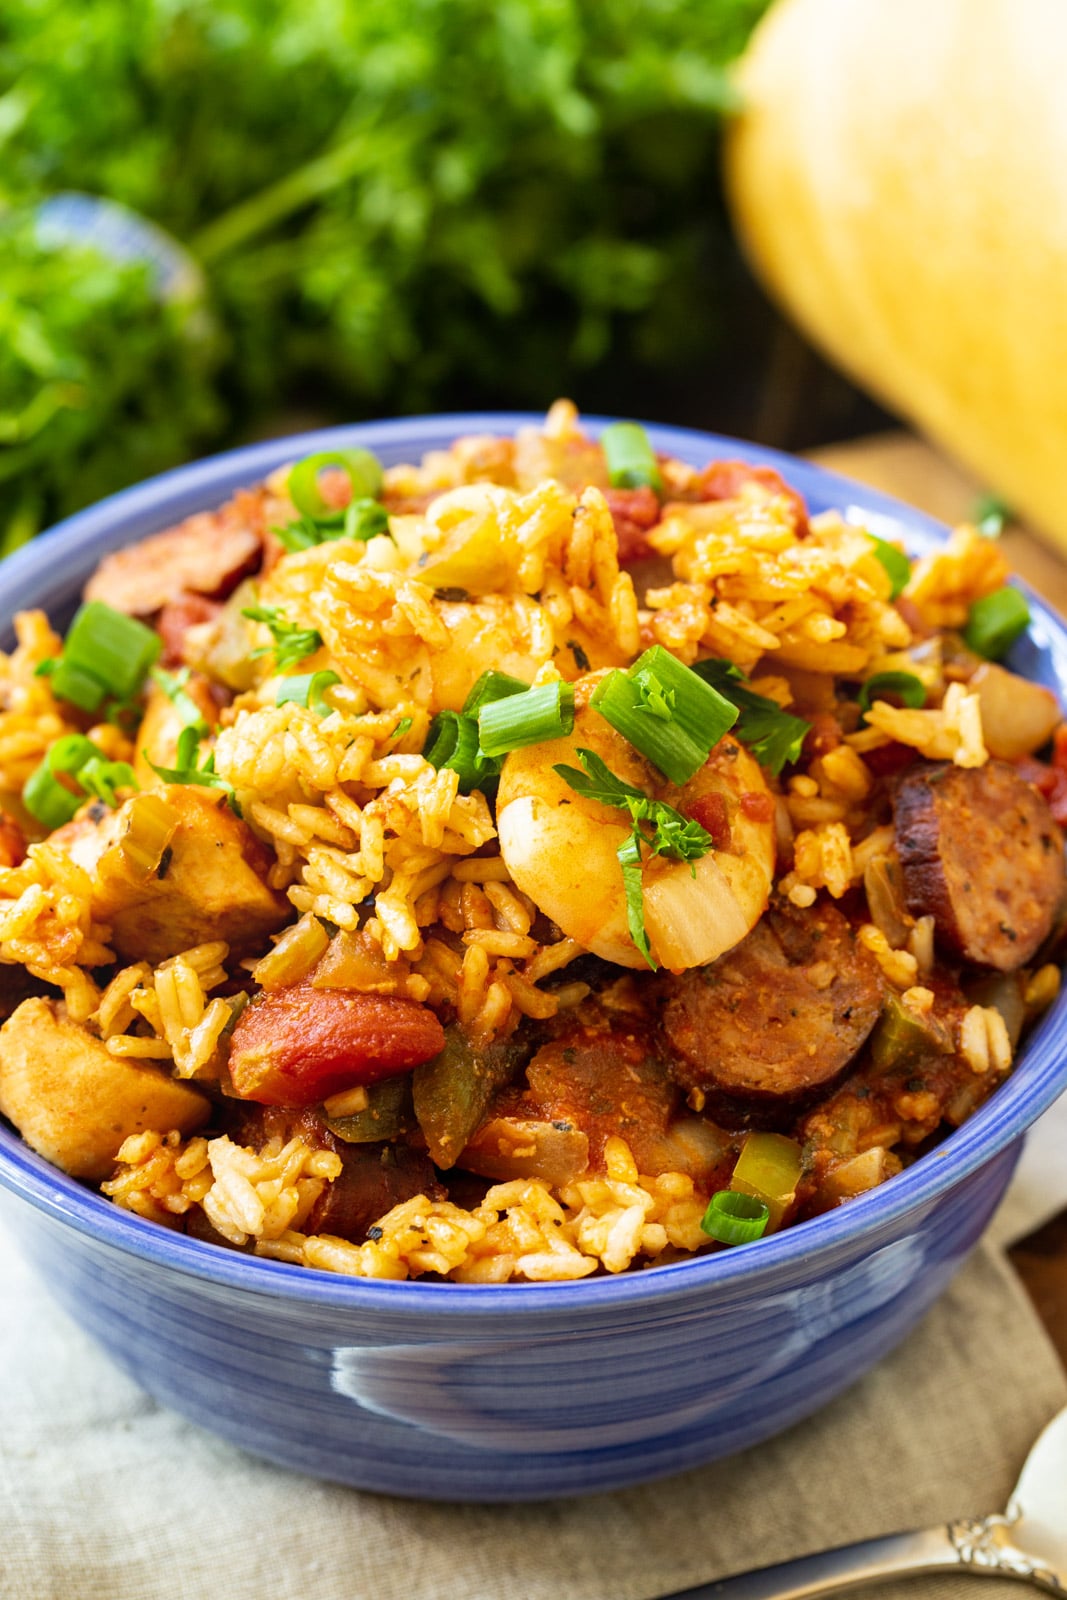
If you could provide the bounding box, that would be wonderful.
[660,1516,1063,1600]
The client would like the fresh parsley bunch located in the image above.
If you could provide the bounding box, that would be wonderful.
[0,218,222,551]
[0,0,770,539]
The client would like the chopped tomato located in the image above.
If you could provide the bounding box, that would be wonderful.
[698,460,808,535]
[228,982,445,1106]
[685,791,732,851]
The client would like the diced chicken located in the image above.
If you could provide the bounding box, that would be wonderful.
[0,996,209,1179]
[51,785,288,964]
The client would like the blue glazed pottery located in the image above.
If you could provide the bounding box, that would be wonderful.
[0,416,1065,1503]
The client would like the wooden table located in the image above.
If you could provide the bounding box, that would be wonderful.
[810,432,1067,1366]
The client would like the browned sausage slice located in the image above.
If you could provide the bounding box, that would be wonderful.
[218,1101,444,1242]
[893,761,1065,971]
[463,1024,735,1186]
[662,900,884,1121]
[85,509,261,616]
[305,1144,445,1242]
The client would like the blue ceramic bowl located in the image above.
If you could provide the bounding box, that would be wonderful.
[1,416,1065,1503]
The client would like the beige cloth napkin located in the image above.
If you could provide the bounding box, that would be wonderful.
[2,1099,1065,1600]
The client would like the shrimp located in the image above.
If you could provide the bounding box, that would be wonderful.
[496,677,777,971]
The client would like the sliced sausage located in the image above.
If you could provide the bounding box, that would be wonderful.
[305,1144,445,1243]
[485,1023,735,1186]
[228,983,445,1106]
[217,1100,444,1243]
[523,1026,676,1168]
[661,900,884,1124]
[85,507,262,616]
[893,761,1065,971]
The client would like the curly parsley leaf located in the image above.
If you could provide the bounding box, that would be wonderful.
[241,604,323,672]
[554,747,712,968]
[690,659,809,777]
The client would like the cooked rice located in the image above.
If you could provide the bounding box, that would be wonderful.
[0,402,1053,1283]
[105,1126,706,1282]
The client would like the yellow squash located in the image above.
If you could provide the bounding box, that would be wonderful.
[724,0,1067,547]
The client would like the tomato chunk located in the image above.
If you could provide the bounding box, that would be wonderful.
[603,486,662,562]
[698,460,808,535]
[228,982,445,1106]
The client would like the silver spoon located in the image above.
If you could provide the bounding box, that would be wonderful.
[657,1403,1066,1599]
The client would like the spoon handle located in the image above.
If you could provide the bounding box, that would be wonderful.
[659,1520,1061,1600]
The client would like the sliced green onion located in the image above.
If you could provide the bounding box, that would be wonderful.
[425,710,501,794]
[600,422,663,494]
[343,498,390,543]
[78,757,138,808]
[23,734,137,828]
[461,669,530,719]
[276,669,341,717]
[23,764,82,828]
[441,714,488,791]
[392,715,413,739]
[591,646,737,786]
[424,710,463,770]
[867,535,911,600]
[477,681,575,758]
[972,492,1011,539]
[47,733,100,775]
[48,658,111,712]
[963,586,1031,660]
[61,601,161,701]
[700,1190,770,1246]
[689,659,810,777]
[288,449,383,526]
[857,671,926,715]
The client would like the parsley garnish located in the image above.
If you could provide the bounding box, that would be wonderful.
[146,720,241,815]
[241,604,323,672]
[690,659,809,777]
[553,747,711,968]
[151,665,208,734]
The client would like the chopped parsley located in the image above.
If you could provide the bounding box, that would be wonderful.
[553,747,711,967]
[241,604,323,672]
[690,659,809,777]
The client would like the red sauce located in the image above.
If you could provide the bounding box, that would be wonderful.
[698,460,809,536]
[686,791,732,851]
[739,790,775,824]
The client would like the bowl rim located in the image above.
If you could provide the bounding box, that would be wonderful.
[1,409,1065,1314]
